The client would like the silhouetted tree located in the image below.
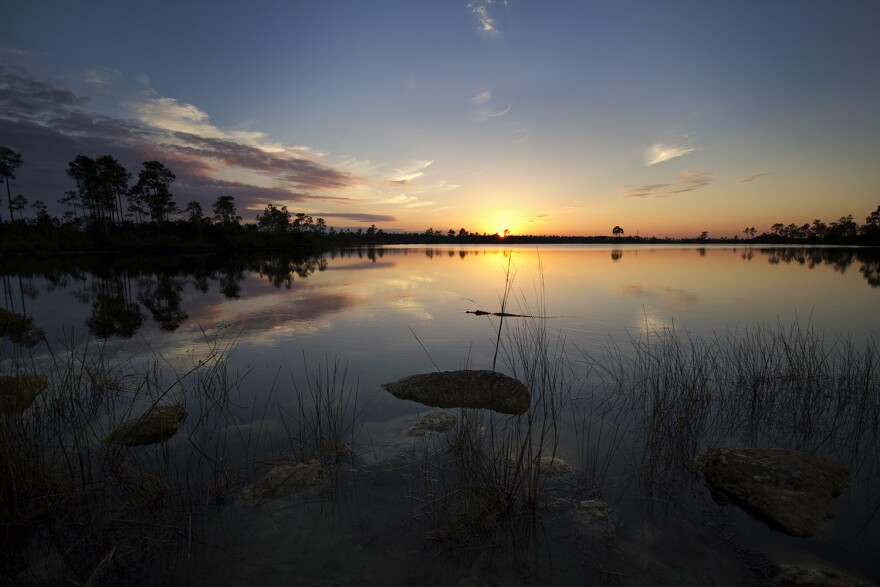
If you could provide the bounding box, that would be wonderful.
[256,203,290,233]
[184,200,205,239]
[10,194,27,221]
[130,161,176,223]
[97,155,132,223]
[811,219,828,240]
[58,190,81,220]
[0,145,23,223]
[828,214,858,239]
[30,200,54,227]
[612,226,624,237]
[212,195,241,227]
[862,205,880,240]
[66,155,130,223]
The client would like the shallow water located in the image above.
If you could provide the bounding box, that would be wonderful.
[2,244,879,584]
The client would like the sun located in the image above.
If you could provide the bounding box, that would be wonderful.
[483,212,521,237]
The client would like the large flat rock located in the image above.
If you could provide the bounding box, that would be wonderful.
[381,370,530,415]
[107,404,187,446]
[696,447,850,538]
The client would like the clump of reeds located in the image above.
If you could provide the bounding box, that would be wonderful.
[409,254,575,548]
[281,355,360,467]
[0,327,258,584]
[586,319,880,497]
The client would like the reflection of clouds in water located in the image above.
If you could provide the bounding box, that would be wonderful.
[143,292,358,364]
[393,296,433,320]
[617,284,698,312]
[329,261,397,271]
[629,306,669,336]
[228,293,356,333]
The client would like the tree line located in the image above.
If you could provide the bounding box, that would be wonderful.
[1,145,878,251]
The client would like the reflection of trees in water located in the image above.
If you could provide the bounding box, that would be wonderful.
[219,265,245,299]
[136,274,188,332]
[86,271,143,338]
[611,249,623,262]
[860,259,880,287]
[0,307,44,347]
[255,254,328,289]
[1,275,45,346]
[759,247,879,287]
[0,251,335,338]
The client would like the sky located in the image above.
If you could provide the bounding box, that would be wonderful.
[2,0,879,238]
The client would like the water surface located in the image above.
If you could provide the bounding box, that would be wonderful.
[2,244,878,584]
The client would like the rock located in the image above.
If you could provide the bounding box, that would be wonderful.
[407,411,457,436]
[242,460,325,499]
[14,550,67,585]
[696,447,851,538]
[777,563,874,586]
[535,455,574,476]
[382,370,530,415]
[571,499,615,541]
[0,374,48,413]
[107,404,187,446]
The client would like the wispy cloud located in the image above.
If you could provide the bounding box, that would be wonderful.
[0,65,363,215]
[382,160,433,186]
[623,170,717,198]
[83,67,121,93]
[645,142,697,165]
[471,88,510,121]
[739,172,768,183]
[468,1,501,35]
[316,212,398,223]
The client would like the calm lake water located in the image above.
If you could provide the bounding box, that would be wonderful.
[3,244,879,585]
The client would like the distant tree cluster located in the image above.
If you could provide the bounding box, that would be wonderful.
[744,209,880,243]
[0,145,338,251]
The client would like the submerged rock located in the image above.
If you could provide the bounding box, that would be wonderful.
[0,374,48,413]
[777,563,874,586]
[535,455,574,477]
[242,460,325,499]
[107,404,187,446]
[381,370,530,415]
[696,447,850,538]
[407,411,457,436]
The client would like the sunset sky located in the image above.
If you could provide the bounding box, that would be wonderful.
[2,1,879,237]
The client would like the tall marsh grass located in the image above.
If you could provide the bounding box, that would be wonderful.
[0,328,256,584]
[409,259,576,548]
[587,320,880,493]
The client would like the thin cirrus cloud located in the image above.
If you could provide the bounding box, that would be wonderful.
[0,65,363,214]
[381,160,433,187]
[471,88,511,121]
[314,212,398,223]
[739,172,768,184]
[623,170,717,198]
[645,142,697,165]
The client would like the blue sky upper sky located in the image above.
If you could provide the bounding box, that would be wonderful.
[2,0,879,237]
